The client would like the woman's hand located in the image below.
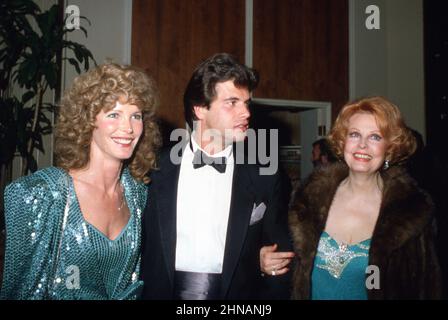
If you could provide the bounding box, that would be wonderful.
[260,243,295,276]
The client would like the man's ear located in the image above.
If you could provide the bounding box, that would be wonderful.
[193,105,207,120]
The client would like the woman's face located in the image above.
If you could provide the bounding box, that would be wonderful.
[343,112,388,175]
[91,101,143,162]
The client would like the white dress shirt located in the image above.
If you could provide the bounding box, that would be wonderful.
[175,136,234,273]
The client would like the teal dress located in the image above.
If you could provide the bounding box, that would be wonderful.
[311,231,371,300]
[1,167,147,300]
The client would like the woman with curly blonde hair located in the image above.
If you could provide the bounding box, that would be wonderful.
[287,96,442,299]
[1,63,161,299]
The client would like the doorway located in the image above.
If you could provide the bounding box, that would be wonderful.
[250,98,331,185]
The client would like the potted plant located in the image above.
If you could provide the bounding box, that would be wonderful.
[0,0,96,222]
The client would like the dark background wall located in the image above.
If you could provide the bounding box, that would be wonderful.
[423,0,448,299]
[424,1,448,155]
[253,0,348,121]
[131,0,349,132]
[132,0,246,137]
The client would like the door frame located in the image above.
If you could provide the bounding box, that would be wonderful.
[252,98,331,180]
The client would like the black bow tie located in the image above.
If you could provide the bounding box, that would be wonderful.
[192,150,227,173]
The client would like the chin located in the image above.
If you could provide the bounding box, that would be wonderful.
[114,151,135,161]
[349,164,381,175]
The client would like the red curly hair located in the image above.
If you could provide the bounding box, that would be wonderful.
[328,96,416,165]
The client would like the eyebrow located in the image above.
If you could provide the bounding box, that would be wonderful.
[106,109,142,115]
[224,97,252,103]
[348,127,382,134]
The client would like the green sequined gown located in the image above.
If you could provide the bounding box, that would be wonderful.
[1,167,147,300]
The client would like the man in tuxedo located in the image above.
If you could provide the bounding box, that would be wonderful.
[140,53,293,300]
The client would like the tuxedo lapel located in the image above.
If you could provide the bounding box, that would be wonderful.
[156,149,182,286]
[220,163,256,297]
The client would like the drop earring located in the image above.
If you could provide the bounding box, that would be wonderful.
[383,159,390,170]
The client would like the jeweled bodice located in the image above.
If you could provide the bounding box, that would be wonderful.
[311,231,371,300]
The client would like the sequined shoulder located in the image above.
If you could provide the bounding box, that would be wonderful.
[121,167,148,208]
[6,167,68,198]
[1,167,70,299]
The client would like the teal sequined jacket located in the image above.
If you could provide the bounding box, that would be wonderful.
[1,167,147,300]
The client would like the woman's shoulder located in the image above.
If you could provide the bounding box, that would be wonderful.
[383,166,432,206]
[296,162,348,201]
[5,166,68,199]
[122,167,147,187]
[3,167,69,234]
[121,167,148,197]
[121,168,148,211]
[382,166,434,224]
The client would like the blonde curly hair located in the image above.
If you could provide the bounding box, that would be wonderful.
[55,63,161,183]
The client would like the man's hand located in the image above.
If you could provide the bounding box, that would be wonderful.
[260,243,295,276]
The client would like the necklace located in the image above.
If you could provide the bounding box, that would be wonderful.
[118,184,126,211]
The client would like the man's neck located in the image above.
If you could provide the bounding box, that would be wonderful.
[192,130,227,156]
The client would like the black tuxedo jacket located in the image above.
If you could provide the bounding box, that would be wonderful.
[140,144,293,299]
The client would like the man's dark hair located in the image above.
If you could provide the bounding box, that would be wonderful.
[313,138,337,162]
[183,53,259,129]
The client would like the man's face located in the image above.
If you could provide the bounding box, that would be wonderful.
[194,80,251,153]
[312,145,322,167]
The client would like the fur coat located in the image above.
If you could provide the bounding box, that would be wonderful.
[289,162,442,299]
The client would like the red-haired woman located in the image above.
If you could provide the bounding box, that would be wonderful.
[288,96,442,299]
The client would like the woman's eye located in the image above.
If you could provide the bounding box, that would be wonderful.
[370,134,382,141]
[349,132,360,138]
[107,113,119,119]
[132,114,143,120]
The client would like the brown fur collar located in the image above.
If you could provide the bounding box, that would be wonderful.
[289,162,434,256]
[289,162,435,290]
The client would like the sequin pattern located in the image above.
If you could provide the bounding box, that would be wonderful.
[315,233,370,279]
[1,167,147,300]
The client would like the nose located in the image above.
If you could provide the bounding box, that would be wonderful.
[240,103,250,120]
[358,137,367,149]
[120,117,134,133]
